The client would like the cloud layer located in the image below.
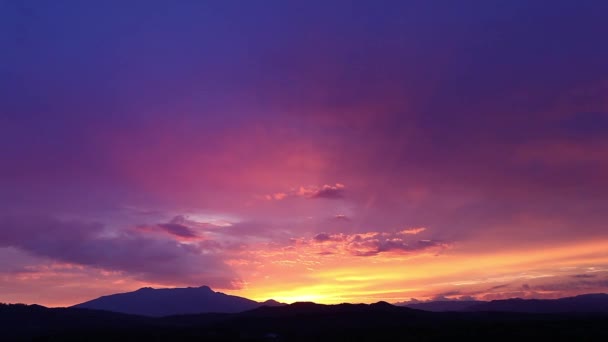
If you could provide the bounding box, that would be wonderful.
[0,215,240,289]
[310,230,447,257]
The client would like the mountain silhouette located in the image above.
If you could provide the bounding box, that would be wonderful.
[0,302,153,340]
[465,293,608,313]
[72,285,284,317]
[4,298,608,341]
[243,300,414,318]
[398,293,608,313]
[402,300,482,312]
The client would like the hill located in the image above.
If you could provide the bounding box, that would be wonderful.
[466,293,608,313]
[2,301,608,341]
[398,293,608,313]
[72,285,283,317]
[402,300,482,312]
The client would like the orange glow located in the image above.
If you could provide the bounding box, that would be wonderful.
[225,238,608,303]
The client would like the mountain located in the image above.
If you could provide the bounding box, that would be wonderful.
[465,293,608,313]
[0,303,154,340]
[72,285,283,317]
[243,300,413,317]
[397,293,608,313]
[4,301,608,341]
[402,300,482,312]
[74,286,608,318]
[260,299,285,307]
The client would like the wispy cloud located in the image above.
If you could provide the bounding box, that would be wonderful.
[309,230,447,257]
[157,223,199,239]
[398,227,426,235]
[263,183,346,201]
[0,215,241,289]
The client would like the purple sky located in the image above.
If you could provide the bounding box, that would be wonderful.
[1,0,608,306]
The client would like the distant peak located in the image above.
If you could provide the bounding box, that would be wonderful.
[198,285,213,292]
[290,301,320,308]
[263,299,279,304]
[261,299,286,306]
[136,287,154,291]
[372,301,393,307]
[574,293,607,298]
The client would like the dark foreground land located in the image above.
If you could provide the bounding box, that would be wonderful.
[2,301,608,341]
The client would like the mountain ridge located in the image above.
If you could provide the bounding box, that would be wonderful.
[4,297,608,340]
[72,285,285,317]
[71,287,608,317]
[398,293,608,313]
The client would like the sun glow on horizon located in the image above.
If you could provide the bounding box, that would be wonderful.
[226,238,608,304]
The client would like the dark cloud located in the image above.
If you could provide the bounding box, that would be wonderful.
[488,284,510,291]
[310,184,345,199]
[264,184,347,201]
[165,215,225,231]
[519,276,608,293]
[571,274,597,279]
[373,239,446,255]
[311,231,448,257]
[0,215,240,289]
[443,284,515,299]
[397,293,477,305]
[157,223,198,238]
[313,233,332,242]
[313,233,346,243]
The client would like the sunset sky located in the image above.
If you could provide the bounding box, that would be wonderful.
[1,1,608,307]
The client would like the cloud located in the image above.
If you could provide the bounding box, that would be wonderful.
[393,299,416,306]
[136,215,238,241]
[487,284,510,291]
[263,183,346,200]
[309,230,448,257]
[399,227,426,235]
[526,278,608,292]
[309,183,345,199]
[396,293,477,305]
[167,215,230,230]
[313,233,345,243]
[0,215,241,289]
[265,193,288,201]
[571,274,597,279]
[313,233,332,242]
[452,274,608,301]
[332,214,350,221]
[135,216,219,241]
[432,291,461,300]
[157,223,199,238]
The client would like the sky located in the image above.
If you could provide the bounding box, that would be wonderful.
[1,0,608,307]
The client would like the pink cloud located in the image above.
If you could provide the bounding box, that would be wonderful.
[309,230,448,257]
[0,215,240,289]
[263,183,346,201]
[399,227,427,235]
